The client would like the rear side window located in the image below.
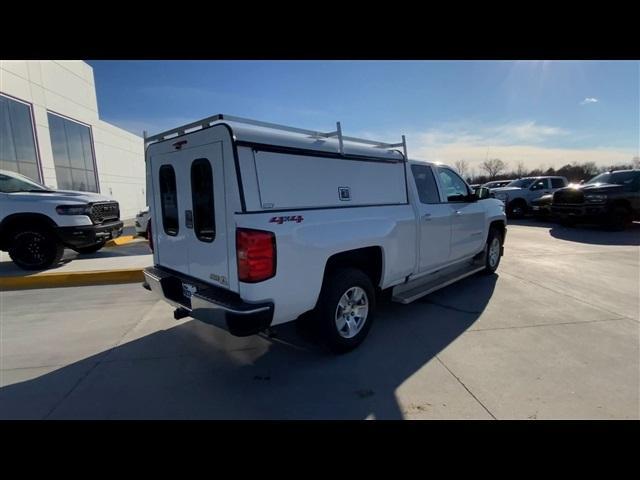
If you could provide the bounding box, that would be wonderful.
[191,158,215,243]
[551,178,565,188]
[159,164,179,236]
[411,164,440,204]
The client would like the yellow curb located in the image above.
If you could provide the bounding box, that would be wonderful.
[105,235,143,247]
[0,268,144,291]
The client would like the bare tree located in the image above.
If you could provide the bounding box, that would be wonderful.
[454,159,469,179]
[515,161,527,178]
[633,156,640,169]
[481,158,507,180]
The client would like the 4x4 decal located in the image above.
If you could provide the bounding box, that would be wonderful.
[269,215,304,224]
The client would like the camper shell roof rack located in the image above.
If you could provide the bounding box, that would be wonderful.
[144,114,409,161]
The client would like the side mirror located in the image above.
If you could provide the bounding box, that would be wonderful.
[476,187,491,200]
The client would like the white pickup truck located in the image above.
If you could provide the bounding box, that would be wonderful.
[143,115,506,352]
[0,169,123,270]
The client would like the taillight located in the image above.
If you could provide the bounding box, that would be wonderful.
[236,228,276,283]
[148,220,154,252]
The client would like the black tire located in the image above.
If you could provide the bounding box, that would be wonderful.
[483,227,503,274]
[316,268,376,353]
[507,199,527,219]
[8,227,64,270]
[73,241,106,254]
[608,205,631,231]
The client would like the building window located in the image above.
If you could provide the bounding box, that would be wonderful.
[0,93,41,182]
[47,112,98,192]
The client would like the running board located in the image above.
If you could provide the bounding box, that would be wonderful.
[392,259,485,304]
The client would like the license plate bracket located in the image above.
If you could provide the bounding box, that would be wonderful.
[182,282,197,299]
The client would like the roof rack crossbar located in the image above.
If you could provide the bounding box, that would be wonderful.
[145,114,409,159]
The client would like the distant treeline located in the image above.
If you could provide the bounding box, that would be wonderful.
[462,159,639,185]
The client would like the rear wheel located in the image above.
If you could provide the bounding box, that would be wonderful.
[316,268,376,353]
[8,227,64,270]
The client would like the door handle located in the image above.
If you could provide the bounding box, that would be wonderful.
[422,213,432,221]
[455,210,463,215]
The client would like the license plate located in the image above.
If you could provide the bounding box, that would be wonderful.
[182,283,197,299]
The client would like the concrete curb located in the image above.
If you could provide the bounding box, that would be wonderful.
[0,268,144,291]
[105,235,145,248]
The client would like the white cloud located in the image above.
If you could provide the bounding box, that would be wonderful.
[580,97,599,105]
[403,120,635,172]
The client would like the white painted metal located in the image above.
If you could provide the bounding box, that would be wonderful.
[144,114,507,328]
[251,149,407,210]
[147,125,238,290]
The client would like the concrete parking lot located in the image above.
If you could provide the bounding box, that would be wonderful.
[1,220,638,419]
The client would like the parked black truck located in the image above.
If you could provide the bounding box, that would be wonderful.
[551,170,640,229]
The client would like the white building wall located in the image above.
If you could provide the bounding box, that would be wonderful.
[0,60,145,219]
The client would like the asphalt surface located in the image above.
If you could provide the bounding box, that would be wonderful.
[1,220,638,419]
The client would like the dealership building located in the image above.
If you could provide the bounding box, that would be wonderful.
[0,60,145,219]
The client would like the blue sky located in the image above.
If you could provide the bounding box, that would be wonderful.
[88,60,639,173]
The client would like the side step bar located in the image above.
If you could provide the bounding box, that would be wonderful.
[392,258,486,304]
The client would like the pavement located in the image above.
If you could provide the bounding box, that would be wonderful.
[0,219,638,419]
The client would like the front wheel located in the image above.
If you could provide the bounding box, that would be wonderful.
[316,268,376,353]
[8,228,65,270]
[507,200,527,219]
[483,228,503,274]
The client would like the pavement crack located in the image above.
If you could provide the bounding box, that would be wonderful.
[42,302,157,419]
[468,316,628,332]
[43,360,101,420]
[436,356,497,420]
[422,300,481,315]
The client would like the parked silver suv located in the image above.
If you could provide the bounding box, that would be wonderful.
[492,176,569,218]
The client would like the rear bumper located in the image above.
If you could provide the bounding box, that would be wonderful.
[143,266,274,336]
[56,220,123,248]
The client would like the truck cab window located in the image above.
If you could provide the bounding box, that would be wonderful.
[530,179,548,191]
[438,168,470,202]
[191,158,215,242]
[411,164,440,204]
[551,178,565,189]
[159,164,179,236]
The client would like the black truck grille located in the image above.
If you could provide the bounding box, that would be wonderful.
[553,189,584,205]
[89,202,120,224]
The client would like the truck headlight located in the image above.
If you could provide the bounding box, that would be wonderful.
[585,194,607,203]
[56,204,90,215]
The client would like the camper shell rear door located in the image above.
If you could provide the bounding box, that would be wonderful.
[146,124,241,292]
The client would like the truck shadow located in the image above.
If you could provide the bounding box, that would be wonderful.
[0,274,497,420]
[509,218,640,246]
